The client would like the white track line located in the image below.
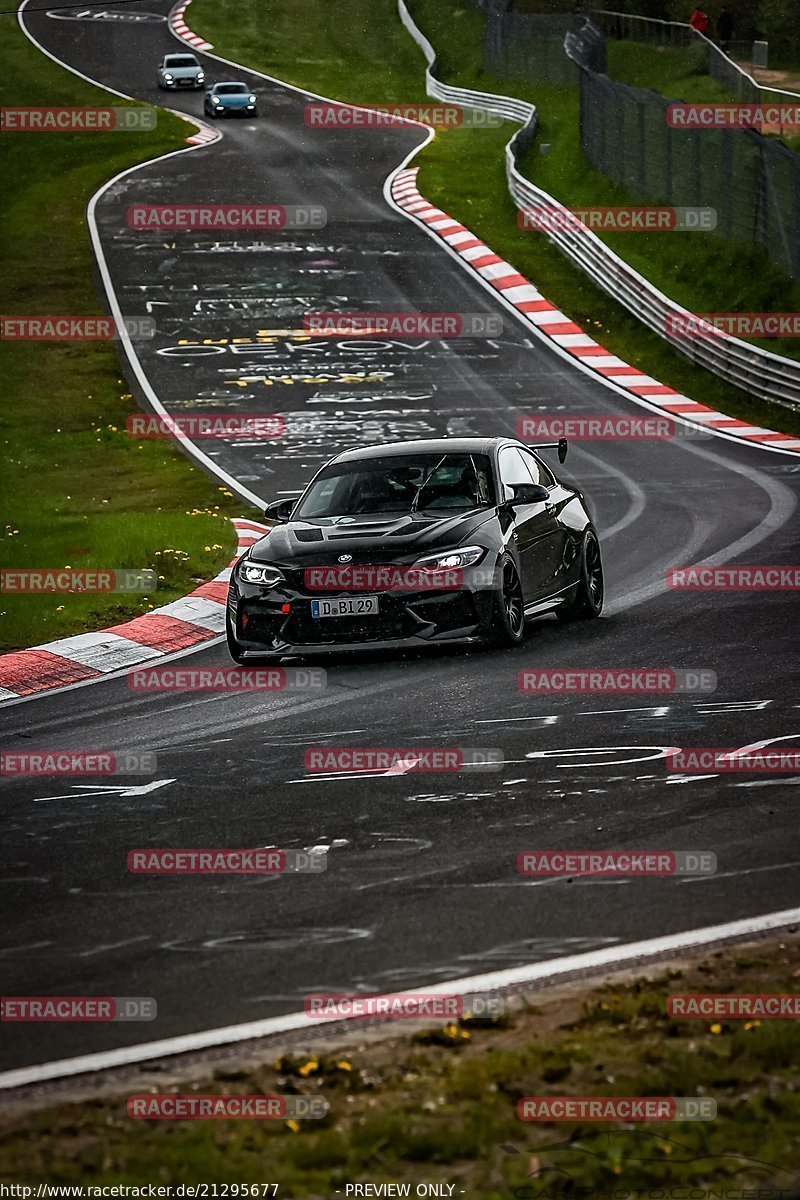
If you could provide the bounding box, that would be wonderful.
[2,906,798,1090]
[17,0,262,510]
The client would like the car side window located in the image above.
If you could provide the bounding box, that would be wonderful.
[521,450,556,487]
[498,447,537,500]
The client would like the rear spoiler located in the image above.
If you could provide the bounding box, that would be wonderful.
[532,437,568,464]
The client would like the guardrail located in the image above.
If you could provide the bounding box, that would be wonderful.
[397,0,800,411]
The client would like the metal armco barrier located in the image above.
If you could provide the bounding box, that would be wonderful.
[397,0,800,411]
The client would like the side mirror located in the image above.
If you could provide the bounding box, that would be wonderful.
[264,498,295,523]
[508,483,550,506]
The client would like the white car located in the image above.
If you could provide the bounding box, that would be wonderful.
[157,53,205,90]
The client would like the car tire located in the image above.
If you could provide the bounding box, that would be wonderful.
[225,610,247,664]
[557,530,604,622]
[486,555,526,647]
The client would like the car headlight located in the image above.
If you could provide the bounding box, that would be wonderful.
[413,546,486,571]
[163,73,173,81]
[211,96,222,104]
[239,560,285,587]
[197,72,205,80]
[249,95,257,103]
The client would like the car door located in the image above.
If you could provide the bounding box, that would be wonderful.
[519,448,570,596]
[497,447,562,600]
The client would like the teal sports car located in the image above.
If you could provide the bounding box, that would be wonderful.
[204,82,258,118]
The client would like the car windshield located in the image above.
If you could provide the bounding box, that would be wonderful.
[293,453,494,519]
[165,57,197,67]
[216,84,249,94]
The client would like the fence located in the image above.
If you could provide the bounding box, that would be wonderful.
[567,18,800,283]
[484,11,582,85]
[397,0,800,411]
[591,10,800,109]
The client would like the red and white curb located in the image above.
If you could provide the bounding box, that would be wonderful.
[0,518,268,705]
[168,0,213,51]
[391,168,800,456]
[164,107,219,147]
[184,121,218,147]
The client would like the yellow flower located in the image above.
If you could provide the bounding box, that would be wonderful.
[743,1020,761,1031]
[710,1023,722,1034]
[285,1119,300,1133]
[298,1059,319,1077]
[336,1060,352,1071]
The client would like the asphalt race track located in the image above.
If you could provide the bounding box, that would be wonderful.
[2,0,799,1075]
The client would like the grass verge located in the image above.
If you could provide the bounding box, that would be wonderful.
[0,27,253,653]
[605,38,800,152]
[1,936,798,1189]
[189,0,800,437]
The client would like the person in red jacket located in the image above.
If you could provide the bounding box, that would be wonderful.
[689,5,709,34]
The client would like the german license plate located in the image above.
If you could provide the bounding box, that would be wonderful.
[311,596,379,618]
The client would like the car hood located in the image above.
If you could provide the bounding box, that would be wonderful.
[168,67,201,77]
[248,510,495,567]
[216,93,252,105]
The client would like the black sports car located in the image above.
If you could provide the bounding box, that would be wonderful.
[226,437,603,661]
